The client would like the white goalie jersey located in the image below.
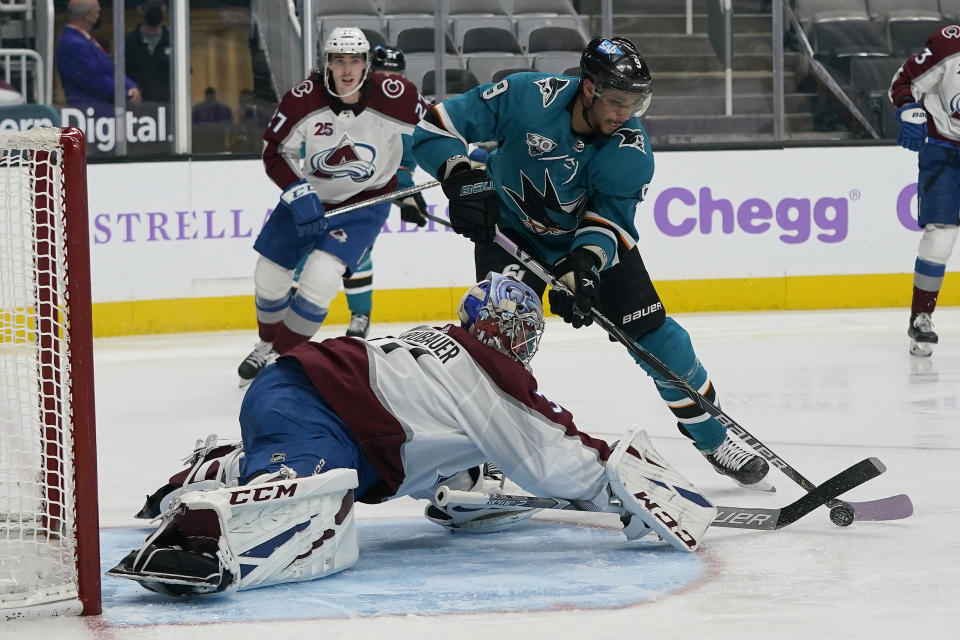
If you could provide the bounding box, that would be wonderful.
[281,324,613,504]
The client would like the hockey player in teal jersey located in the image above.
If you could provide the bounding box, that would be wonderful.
[413,36,771,490]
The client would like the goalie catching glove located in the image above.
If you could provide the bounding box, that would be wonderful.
[278,179,327,237]
[440,158,499,243]
[549,247,601,328]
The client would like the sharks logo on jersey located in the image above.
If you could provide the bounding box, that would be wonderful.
[612,128,647,154]
[526,132,558,156]
[503,169,586,235]
[534,77,570,108]
[309,134,377,182]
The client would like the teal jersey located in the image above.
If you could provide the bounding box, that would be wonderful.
[396,133,416,190]
[412,72,654,269]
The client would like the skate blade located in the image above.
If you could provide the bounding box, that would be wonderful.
[909,340,933,357]
[238,377,254,389]
[734,477,776,493]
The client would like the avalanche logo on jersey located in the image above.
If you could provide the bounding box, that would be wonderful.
[309,134,376,182]
[526,132,558,156]
[950,92,960,118]
[503,169,585,235]
[534,77,570,108]
[613,128,647,154]
[329,228,348,243]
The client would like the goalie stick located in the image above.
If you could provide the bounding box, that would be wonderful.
[424,212,913,524]
[435,457,886,532]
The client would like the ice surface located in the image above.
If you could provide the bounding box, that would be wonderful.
[5,308,959,639]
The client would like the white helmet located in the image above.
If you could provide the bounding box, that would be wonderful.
[323,27,370,99]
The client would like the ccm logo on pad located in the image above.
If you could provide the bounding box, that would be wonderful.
[229,483,298,505]
[633,490,698,549]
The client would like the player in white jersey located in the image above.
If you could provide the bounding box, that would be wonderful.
[890,24,960,356]
[236,28,432,385]
[108,275,716,596]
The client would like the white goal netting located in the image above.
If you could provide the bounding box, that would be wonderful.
[0,128,85,617]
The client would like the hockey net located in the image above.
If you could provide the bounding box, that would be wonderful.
[0,127,100,619]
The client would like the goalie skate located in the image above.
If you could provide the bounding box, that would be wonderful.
[607,429,716,552]
[425,463,541,533]
[109,468,360,595]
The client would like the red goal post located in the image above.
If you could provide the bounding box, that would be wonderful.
[0,126,100,618]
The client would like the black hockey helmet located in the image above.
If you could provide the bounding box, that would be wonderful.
[372,45,406,72]
[580,37,652,117]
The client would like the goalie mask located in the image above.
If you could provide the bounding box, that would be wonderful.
[322,27,370,99]
[458,273,544,366]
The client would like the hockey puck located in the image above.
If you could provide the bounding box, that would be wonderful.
[829,504,855,527]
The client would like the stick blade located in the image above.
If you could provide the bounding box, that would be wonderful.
[848,494,914,521]
[774,457,885,529]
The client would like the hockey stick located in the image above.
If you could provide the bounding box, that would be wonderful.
[435,457,886,532]
[424,213,912,525]
[325,180,440,219]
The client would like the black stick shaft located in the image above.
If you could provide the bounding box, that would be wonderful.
[436,457,884,531]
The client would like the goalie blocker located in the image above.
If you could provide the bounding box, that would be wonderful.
[607,429,717,552]
[108,469,359,595]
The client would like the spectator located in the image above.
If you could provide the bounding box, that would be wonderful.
[125,0,171,104]
[192,87,233,124]
[56,0,141,116]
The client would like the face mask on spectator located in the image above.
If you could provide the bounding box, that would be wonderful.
[145,7,164,27]
[92,16,102,30]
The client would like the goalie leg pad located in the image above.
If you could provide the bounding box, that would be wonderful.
[136,434,245,520]
[606,429,717,552]
[111,469,360,595]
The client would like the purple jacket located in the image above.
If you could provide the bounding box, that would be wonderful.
[57,25,136,115]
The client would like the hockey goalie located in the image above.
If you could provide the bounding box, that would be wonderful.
[108,274,716,595]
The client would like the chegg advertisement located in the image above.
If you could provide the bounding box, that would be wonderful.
[85,145,935,335]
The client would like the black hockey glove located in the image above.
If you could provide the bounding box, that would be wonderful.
[440,166,499,244]
[396,192,428,227]
[549,247,601,328]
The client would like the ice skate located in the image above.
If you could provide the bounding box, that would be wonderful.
[908,313,938,357]
[237,340,278,386]
[346,313,370,339]
[702,434,774,492]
